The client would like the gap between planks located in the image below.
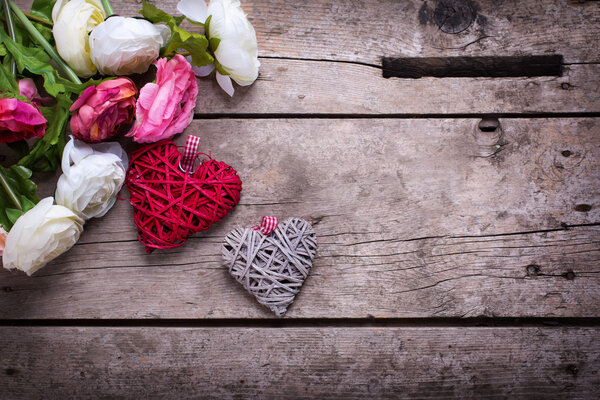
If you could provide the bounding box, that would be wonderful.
[191,112,600,120]
[1,317,600,328]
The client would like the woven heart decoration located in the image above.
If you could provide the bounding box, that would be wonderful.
[126,137,242,253]
[223,217,317,317]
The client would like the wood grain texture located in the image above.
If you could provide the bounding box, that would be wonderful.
[13,1,600,115]
[193,61,600,114]
[0,118,598,319]
[60,0,600,64]
[1,326,598,399]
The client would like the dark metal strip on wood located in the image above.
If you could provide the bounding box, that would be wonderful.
[382,55,564,78]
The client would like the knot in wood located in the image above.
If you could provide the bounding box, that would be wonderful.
[475,118,504,157]
[434,0,475,34]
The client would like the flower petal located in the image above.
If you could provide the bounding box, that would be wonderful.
[177,0,208,23]
[216,72,235,97]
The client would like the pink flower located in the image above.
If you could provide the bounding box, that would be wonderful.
[0,226,6,256]
[0,96,47,143]
[127,54,198,143]
[18,78,51,107]
[70,78,138,143]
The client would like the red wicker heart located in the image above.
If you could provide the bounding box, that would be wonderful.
[126,139,242,253]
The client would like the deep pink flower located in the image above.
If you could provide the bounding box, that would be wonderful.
[127,54,198,143]
[70,78,138,143]
[0,96,47,143]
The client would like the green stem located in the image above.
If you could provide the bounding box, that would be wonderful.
[8,0,82,84]
[101,0,114,16]
[0,169,22,211]
[3,0,16,75]
[24,11,52,27]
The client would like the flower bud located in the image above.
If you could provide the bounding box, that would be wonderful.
[69,77,137,143]
[127,55,198,143]
[0,226,6,256]
[55,138,128,220]
[2,197,84,276]
[89,16,171,76]
[52,0,106,78]
[178,0,260,94]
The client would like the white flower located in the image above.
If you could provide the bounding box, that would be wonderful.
[178,0,260,96]
[55,138,128,220]
[2,198,84,276]
[52,0,106,77]
[89,16,171,75]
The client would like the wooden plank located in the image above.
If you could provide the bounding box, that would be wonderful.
[55,0,600,64]
[0,118,598,319]
[13,1,600,114]
[1,326,598,399]
[194,60,600,114]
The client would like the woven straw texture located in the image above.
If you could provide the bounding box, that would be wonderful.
[222,218,318,317]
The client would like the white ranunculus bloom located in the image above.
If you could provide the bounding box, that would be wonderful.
[55,138,128,220]
[89,16,171,76]
[52,0,106,77]
[178,0,260,96]
[2,198,84,276]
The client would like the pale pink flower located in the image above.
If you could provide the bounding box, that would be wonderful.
[18,78,51,107]
[127,54,198,143]
[70,78,137,143]
[0,226,6,256]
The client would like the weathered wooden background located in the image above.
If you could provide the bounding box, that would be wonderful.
[2,0,599,398]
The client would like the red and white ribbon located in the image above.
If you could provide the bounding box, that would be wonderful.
[252,216,279,235]
[180,135,201,173]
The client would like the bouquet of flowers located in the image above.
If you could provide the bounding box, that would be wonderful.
[0,0,259,274]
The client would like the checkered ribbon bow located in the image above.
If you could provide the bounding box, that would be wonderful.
[252,216,279,235]
[180,135,201,173]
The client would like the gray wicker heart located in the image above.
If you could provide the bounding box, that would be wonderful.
[222,218,317,317]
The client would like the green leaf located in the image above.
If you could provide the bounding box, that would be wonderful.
[0,165,39,231]
[186,18,205,28]
[209,37,220,52]
[21,196,36,212]
[32,21,53,43]
[30,0,55,23]
[0,43,6,56]
[139,0,213,67]
[57,75,114,95]
[0,27,66,96]
[0,60,17,92]
[140,0,184,25]
[18,94,71,172]
[6,208,24,225]
[204,15,212,37]
[162,24,213,66]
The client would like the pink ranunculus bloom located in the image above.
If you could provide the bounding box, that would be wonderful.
[70,77,138,143]
[0,226,6,256]
[127,54,198,143]
[0,96,47,143]
[18,78,51,107]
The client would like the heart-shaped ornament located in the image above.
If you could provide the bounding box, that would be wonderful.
[126,137,242,253]
[223,217,317,316]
